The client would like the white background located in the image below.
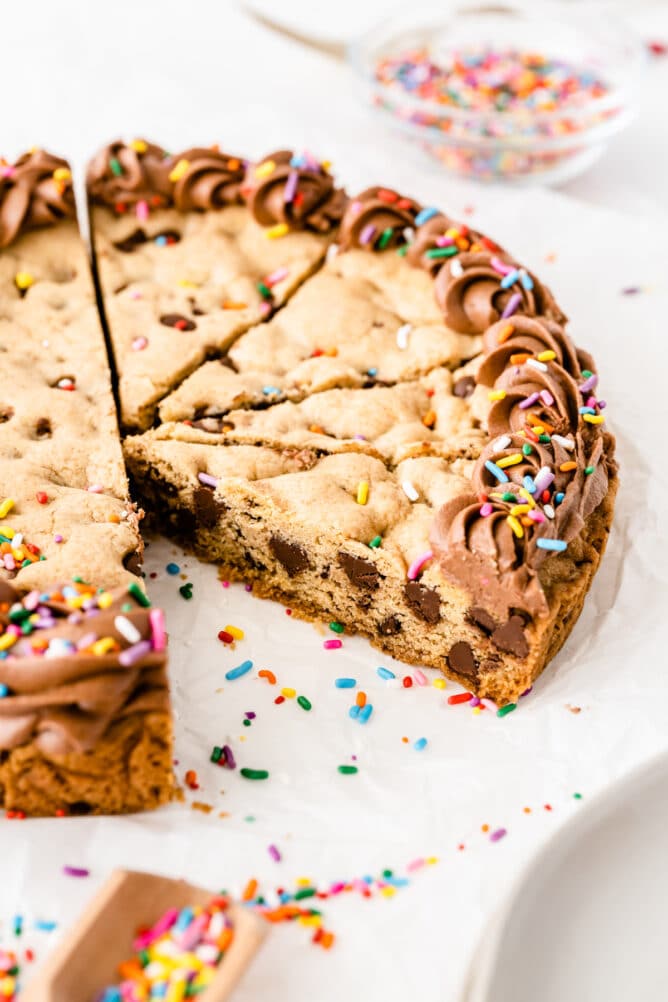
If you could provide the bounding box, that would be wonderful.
[1,3,667,1000]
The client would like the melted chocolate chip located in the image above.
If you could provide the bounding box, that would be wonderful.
[0,406,14,424]
[491,615,529,659]
[447,641,479,681]
[35,417,52,439]
[160,314,197,331]
[269,535,311,577]
[453,376,476,399]
[337,552,380,590]
[404,582,441,624]
[122,550,143,576]
[378,615,402,636]
[193,486,225,529]
[68,800,92,816]
[113,229,149,253]
[467,606,497,635]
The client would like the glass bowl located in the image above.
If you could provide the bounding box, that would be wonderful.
[348,1,645,186]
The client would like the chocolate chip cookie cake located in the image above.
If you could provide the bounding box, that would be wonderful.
[0,139,617,816]
[88,141,616,708]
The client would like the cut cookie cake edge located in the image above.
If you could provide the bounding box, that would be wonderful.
[110,155,617,705]
[0,138,619,817]
[0,149,174,815]
[86,142,346,433]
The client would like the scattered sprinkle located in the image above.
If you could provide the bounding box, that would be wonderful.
[225,660,253,681]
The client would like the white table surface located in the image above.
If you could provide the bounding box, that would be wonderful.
[2,3,668,1000]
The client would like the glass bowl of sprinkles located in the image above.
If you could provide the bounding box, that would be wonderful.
[349,0,645,185]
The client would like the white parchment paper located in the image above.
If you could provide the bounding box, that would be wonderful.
[2,180,665,1002]
[0,5,666,999]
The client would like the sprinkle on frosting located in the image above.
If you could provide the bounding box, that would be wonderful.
[0,579,169,756]
[430,312,615,619]
[87,140,245,213]
[336,184,614,621]
[242,149,347,233]
[0,150,75,248]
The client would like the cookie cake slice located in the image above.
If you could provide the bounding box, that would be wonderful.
[0,149,173,815]
[87,142,346,432]
[125,186,617,705]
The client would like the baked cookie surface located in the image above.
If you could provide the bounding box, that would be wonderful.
[0,150,173,815]
[107,164,616,704]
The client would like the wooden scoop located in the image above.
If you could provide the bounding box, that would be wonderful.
[22,868,267,1002]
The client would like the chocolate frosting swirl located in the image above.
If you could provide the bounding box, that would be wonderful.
[487,361,582,439]
[330,181,614,622]
[244,150,346,233]
[338,187,420,251]
[430,300,615,620]
[0,149,75,248]
[431,491,551,619]
[406,213,502,275]
[87,139,173,208]
[434,252,567,336]
[0,581,168,756]
[171,148,245,211]
[478,316,582,383]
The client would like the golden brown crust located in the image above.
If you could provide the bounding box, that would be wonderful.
[127,434,617,704]
[0,712,175,816]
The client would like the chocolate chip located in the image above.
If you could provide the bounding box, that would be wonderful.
[491,615,529,659]
[160,314,197,331]
[0,406,14,424]
[193,486,225,529]
[113,229,148,253]
[453,376,476,399]
[68,800,92,815]
[447,641,479,681]
[220,356,239,373]
[269,535,311,577]
[35,417,52,439]
[404,582,440,624]
[378,615,402,636]
[467,606,497,635]
[123,550,143,576]
[337,552,380,590]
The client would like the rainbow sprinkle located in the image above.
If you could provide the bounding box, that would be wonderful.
[95,898,234,1001]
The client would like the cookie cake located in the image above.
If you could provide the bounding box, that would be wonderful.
[0,140,617,815]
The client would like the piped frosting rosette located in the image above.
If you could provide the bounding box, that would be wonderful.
[87,139,173,209]
[434,250,566,335]
[0,149,75,248]
[338,186,420,250]
[406,209,502,275]
[171,148,245,211]
[243,149,347,233]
